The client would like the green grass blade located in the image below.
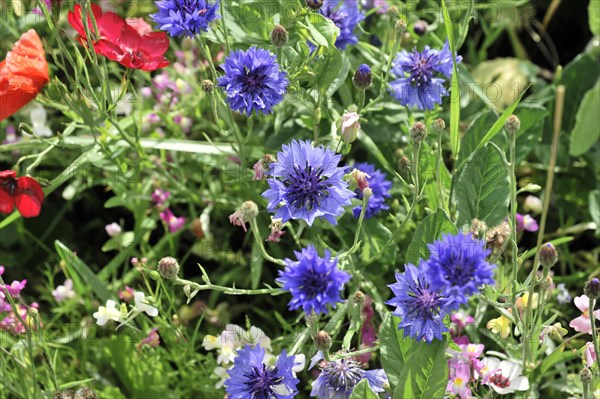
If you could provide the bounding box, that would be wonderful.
[441,0,461,160]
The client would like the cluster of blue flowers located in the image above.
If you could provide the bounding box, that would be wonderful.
[319,0,365,50]
[151,0,220,38]
[387,232,495,342]
[389,40,462,110]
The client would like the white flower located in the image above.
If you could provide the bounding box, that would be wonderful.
[104,222,122,237]
[480,357,530,395]
[134,292,158,317]
[523,195,543,214]
[340,111,361,143]
[292,353,305,375]
[52,279,75,302]
[202,334,221,351]
[30,105,52,137]
[93,300,122,326]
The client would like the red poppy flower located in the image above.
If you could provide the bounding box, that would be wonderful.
[0,170,45,218]
[68,3,169,72]
[0,29,49,121]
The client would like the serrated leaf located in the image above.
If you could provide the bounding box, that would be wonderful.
[569,81,600,156]
[55,240,112,303]
[453,143,510,228]
[349,379,378,399]
[405,209,457,265]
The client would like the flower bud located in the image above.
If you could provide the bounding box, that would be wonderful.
[409,121,427,143]
[469,218,487,240]
[348,168,370,192]
[158,256,180,280]
[315,330,332,352]
[74,387,98,399]
[413,20,428,35]
[306,0,323,10]
[340,111,361,144]
[504,114,521,136]
[270,25,288,47]
[432,118,446,133]
[580,367,593,384]
[584,277,600,300]
[353,291,365,305]
[539,243,558,268]
[240,201,259,220]
[362,187,373,201]
[353,64,372,90]
[523,195,543,214]
[253,154,276,181]
[395,19,407,33]
[201,80,214,93]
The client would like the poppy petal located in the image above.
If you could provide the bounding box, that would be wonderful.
[0,189,15,214]
[0,30,49,121]
[138,32,170,57]
[14,176,44,218]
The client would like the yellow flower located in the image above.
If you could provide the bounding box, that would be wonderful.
[487,312,512,339]
[515,293,539,311]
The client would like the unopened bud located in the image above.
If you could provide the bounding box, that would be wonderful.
[363,187,373,201]
[306,0,323,10]
[353,64,372,90]
[158,256,180,280]
[149,270,161,281]
[432,118,446,133]
[584,278,600,300]
[413,20,428,35]
[201,80,214,93]
[395,19,407,33]
[409,121,427,143]
[270,25,288,47]
[315,330,332,352]
[580,367,593,384]
[504,115,521,136]
[539,243,558,268]
[353,291,365,305]
[240,201,259,220]
[341,111,361,143]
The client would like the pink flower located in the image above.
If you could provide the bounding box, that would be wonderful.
[451,311,474,337]
[104,222,122,237]
[137,327,160,350]
[569,295,600,334]
[52,279,76,302]
[584,342,597,368]
[151,188,171,206]
[160,208,186,233]
[118,286,135,302]
[126,18,153,35]
[340,111,361,143]
[0,304,40,335]
[446,361,472,399]
[3,279,27,297]
[516,213,538,232]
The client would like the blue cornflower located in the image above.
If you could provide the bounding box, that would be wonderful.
[262,140,355,225]
[319,0,365,50]
[151,0,220,38]
[310,356,387,398]
[351,162,392,219]
[422,232,495,307]
[277,245,350,315]
[386,263,452,343]
[218,47,289,115]
[225,344,299,399]
[388,40,462,110]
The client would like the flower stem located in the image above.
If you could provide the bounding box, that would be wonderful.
[589,297,600,377]
[338,194,369,261]
[249,219,286,266]
[174,277,283,296]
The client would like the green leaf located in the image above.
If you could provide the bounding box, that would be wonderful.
[325,53,350,97]
[381,315,449,398]
[55,240,112,303]
[590,0,600,37]
[304,13,339,48]
[569,81,600,156]
[101,232,135,252]
[381,315,413,389]
[405,209,457,265]
[315,51,344,94]
[561,54,600,131]
[348,379,378,399]
[453,143,510,228]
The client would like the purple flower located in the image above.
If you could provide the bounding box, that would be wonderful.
[310,354,387,398]
[218,46,289,115]
[160,208,186,233]
[351,162,392,219]
[151,188,171,206]
[319,0,365,50]
[387,263,452,342]
[422,232,495,307]
[151,0,220,38]
[225,344,299,399]
[277,245,350,315]
[262,140,355,226]
[389,40,462,110]
[516,213,538,232]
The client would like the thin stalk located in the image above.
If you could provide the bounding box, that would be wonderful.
[589,298,600,377]
[338,193,370,261]
[508,130,518,299]
[523,85,565,368]
[219,0,231,54]
[249,219,286,266]
[174,277,283,296]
